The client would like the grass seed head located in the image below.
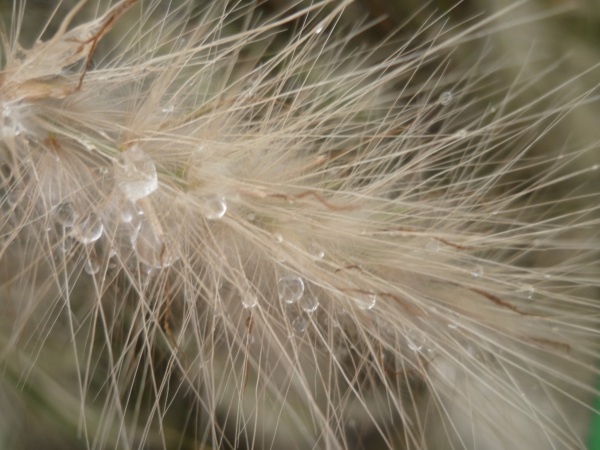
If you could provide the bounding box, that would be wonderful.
[0,1,599,449]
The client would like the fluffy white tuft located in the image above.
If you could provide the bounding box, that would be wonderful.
[0,1,598,449]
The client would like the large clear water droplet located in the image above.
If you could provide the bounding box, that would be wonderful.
[132,218,178,268]
[54,202,78,228]
[278,276,304,304]
[291,317,307,336]
[241,287,258,309]
[72,212,103,244]
[114,145,158,202]
[203,194,227,220]
[307,242,325,260]
[299,293,319,313]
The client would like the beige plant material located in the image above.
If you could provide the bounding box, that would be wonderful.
[0,1,598,449]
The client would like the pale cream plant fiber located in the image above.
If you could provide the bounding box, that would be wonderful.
[0,1,598,449]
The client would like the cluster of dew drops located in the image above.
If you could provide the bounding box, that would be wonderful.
[45,137,540,358]
[46,142,392,347]
[268,268,444,367]
[48,143,515,356]
[51,144,228,273]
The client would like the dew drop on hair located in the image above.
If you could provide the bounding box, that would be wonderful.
[278,276,304,304]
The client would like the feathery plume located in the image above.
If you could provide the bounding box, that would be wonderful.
[0,1,598,449]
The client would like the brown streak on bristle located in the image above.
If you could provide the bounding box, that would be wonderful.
[470,287,538,317]
[75,0,139,90]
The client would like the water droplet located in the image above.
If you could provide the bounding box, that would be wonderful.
[72,212,103,244]
[203,194,227,220]
[518,283,535,301]
[406,329,425,352]
[353,291,376,311]
[273,232,283,244]
[54,202,78,228]
[307,242,325,260]
[120,202,137,223]
[299,293,319,313]
[78,137,96,152]
[452,129,468,139]
[439,91,453,105]
[114,145,158,202]
[291,317,307,336]
[84,257,100,275]
[241,288,258,309]
[278,276,304,304]
[132,218,178,268]
[315,24,324,34]
[470,265,483,278]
